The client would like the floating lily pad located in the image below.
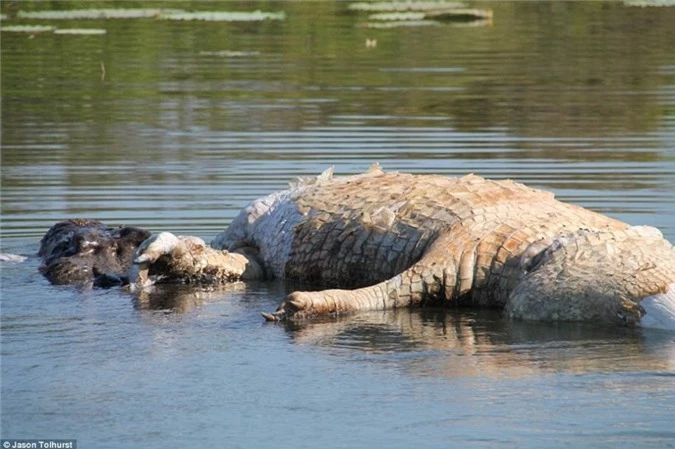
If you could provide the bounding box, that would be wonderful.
[16,8,180,20]
[54,28,107,35]
[348,1,467,12]
[160,11,286,21]
[1,25,55,33]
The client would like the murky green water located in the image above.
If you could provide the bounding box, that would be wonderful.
[2,2,675,448]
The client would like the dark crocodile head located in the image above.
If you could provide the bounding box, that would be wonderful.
[39,220,151,287]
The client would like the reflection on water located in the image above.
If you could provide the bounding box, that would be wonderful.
[2,2,675,448]
[285,309,675,376]
[131,283,250,313]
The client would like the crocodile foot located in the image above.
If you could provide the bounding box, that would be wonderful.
[262,291,315,322]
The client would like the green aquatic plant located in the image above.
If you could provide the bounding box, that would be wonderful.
[369,8,492,21]
[368,12,428,20]
[53,28,107,35]
[159,11,286,22]
[199,50,262,57]
[348,1,466,12]
[624,0,675,5]
[361,20,440,28]
[16,9,180,20]
[1,24,55,33]
[1,24,107,35]
[13,8,286,22]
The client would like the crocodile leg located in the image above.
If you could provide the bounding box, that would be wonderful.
[262,243,447,321]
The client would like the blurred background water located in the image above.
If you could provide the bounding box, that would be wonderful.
[2,2,675,448]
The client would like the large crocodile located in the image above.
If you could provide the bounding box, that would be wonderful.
[40,166,675,328]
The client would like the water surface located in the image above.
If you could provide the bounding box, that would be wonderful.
[2,2,675,448]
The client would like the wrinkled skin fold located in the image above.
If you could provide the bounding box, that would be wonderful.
[39,166,675,329]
